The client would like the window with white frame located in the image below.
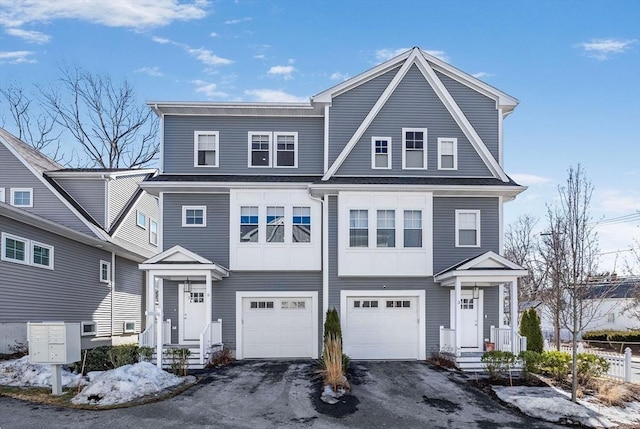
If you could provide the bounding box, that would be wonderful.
[292,206,311,243]
[31,241,53,269]
[0,188,5,203]
[607,313,615,323]
[376,210,395,247]
[124,321,136,333]
[402,128,427,169]
[100,260,111,283]
[81,321,97,336]
[182,206,206,227]
[266,206,285,243]
[438,138,458,170]
[149,219,158,246]
[456,210,480,247]
[403,210,423,248]
[249,133,272,167]
[372,137,392,169]
[11,188,33,207]
[1,232,28,265]
[194,131,219,167]
[240,206,259,242]
[136,210,146,229]
[349,210,369,247]
[274,132,297,167]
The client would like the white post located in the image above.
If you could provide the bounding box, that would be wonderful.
[454,278,462,357]
[439,326,444,352]
[145,272,155,330]
[206,270,212,330]
[498,283,505,328]
[510,279,518,354]
[155,277,163,369]
[625,347,632,383]
[51,364,62,395]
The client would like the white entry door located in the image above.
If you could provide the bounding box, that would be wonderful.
[180,284,207,343]
[451,290,483,349]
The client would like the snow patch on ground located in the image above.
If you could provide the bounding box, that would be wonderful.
[72,362,189,406]
[0,356,83,388]
[493,385,640,428]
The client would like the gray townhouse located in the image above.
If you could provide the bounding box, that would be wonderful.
[0,128,159,352]
[139,47,529,369]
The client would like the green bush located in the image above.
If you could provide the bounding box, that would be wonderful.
[107,344,139,368]
[73,344,153,374]
[577,353,610,383]
[519,350,543,377]
[481,350,516,379]
[324,308,342,343]
[582,330,640,343]
[540,350,572,382]
[166,348,190,376]
[519,308,544,353]
[138,347,154,363]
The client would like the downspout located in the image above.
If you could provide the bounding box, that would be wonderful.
[111,251,116,339]
[308,192,329,329]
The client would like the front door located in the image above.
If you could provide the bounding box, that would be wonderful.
[180,283,207,343]
[451,289,483,349]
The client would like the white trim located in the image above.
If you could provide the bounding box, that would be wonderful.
[402,128,428,170]
[1,232,30,265]
[178,282,207,345]
[100,260,111,283]
[322,196,329,321]
[81,321,97,336]
[158,192,164,252]
[10,188,33,208]
[143,244,213,265]
[498,196,504,254]
[136,210,147,229]
[247,131,273,168]
[273,132,298,168]
[193,131,220,168]
[181,205,207,227]
[339,289,426,360]
[498,108,504,166]
[30,240,54,270]
[437,138,458,170]
[123,320,136,333]
[149,219,158,246]
[235,291,319,360]
[104,179,110,227]
[371,136,392,169]
[450,289,484,351]
[0,188,4,203]
[455,209,481,248]
[323,105,329,173]
[159,111,165,174]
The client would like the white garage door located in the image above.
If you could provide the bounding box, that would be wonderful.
[241,296,315,358]
[344,296,420,359]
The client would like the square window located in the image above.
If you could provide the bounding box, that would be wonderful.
[372,137,392,169]
[249,133,272,167]
[281,301,289,309]
[266,206,285,243]
[240,206,259,242]
[292,206,311,243]
[403,210,423,248]
[607,313,615,323]
[182,206,206,227]
[349,209,368,247]
[32,242,53,269]
[195,131,219,167]
[275,133,297,167]
[136,211,147,229]
[124,321,136,333]
[456,210,480,247]
[403,129,427,169]
[81,321,97,336]
[354,300,361,308]
[438,138,458,170]
[100,260,111,283]
[1,233,28,264]
[11,188,33,207]
[376,210,395,247]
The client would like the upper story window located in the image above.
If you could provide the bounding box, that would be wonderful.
[292,207,311,243]
[403,210,423,248]
[182,206,206,227]
[1,232,54,269]
[31,241,53,269]
[11,188,33,207]
[0,188,5,203]
[100,260,111,283]
[136,211,147,229]
[438,138,458,170]
[456,210,480,247]
[240,206,259,242]
[194,131,219,167]
[149,219,158,246]
[249,133,272,167]
[275,132,298,168]
[376,210,395,247]
[372,137,392,169]
[248,132,298,168]
[266,206,285,243]
[349,209,369,247]
[402,128,427,169]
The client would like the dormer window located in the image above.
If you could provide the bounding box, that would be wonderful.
[372,137,392,169]
[249,133,272,167]
[194,131,219,167]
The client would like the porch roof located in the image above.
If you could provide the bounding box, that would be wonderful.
[434,251,528,286]
[138,245,229,280]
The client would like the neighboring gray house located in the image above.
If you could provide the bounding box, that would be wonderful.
[0,127,159,353]
[139,48,528,369]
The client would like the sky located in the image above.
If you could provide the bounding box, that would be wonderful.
[0,0,639,272]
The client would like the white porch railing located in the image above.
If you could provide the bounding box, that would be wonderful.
[554,343,633,383]
[199,319,223,365]
[490,326,527,355]
[139,320,172,348]
[439,326,456,354]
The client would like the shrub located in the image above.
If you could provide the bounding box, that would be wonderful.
[166,348,190,376]
[324,308,342,343]
[107,344,139,368]
[138,347,154,363]
[320,334,349,391]
[519,350,543,377]
[539,350,572,382]
[519,308,544,353]
[8,341,29,357]
[597,381,633,406]
[74,346,113,374]
[207,347,234,368]
[576,353,609,384]
[582,330,640,343]
[481,350,516,379]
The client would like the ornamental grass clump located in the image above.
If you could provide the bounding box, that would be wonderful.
[321,334,349,392]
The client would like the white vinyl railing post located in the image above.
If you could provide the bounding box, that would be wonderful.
[439,326,444,352]
[624,348,632,383]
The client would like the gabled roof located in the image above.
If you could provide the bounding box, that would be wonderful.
[584,277,640,299]
[139,245,230,279]
[144,245,213,265]
[434,251,528,286]
[0,128,62,175]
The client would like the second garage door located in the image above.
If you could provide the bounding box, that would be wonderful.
[344,295,420,359]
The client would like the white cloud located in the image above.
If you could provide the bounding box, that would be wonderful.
[5,28,50,44]
[577,38,638,60]
[152,36,171,44]
[188,47,233,66]
[375,48,410,62]
[135,66,164,77]
[330,72,349,81]
[0,50,36,64]
[224,17,252,24]
[472,71,493,79]
[0,0,208,30]
[209,31,217,37]
[594,189,640,214]
[254,54,266,60]
[244,89,307,103]
[510,173,553,185]
[267,65,295,80]
[192,80,228,98]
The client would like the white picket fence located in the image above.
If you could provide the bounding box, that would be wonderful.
[551,342,632,383]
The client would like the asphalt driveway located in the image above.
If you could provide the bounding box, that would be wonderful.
[0,360,563,429]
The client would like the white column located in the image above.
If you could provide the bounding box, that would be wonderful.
[206,271,212,326]
[155,277,164,369]
[498,283,505,328]
[510,278,518,353]
[145,272,154,329]
[454,278,462,357]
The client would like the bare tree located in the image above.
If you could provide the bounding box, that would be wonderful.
[622,239,640,323]
[0,84,64,162]
[39,66,158,168]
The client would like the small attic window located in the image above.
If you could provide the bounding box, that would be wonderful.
[137,211,147,229]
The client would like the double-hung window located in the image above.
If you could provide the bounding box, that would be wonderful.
[372,137,392,169]
[249,133,272,167]
[292,207,311,243]
[266,206,285,243]
[149,219,158,245]
[240,206,259,242]
[194,131,219,167]
[402,128,427,169]
[274,132,297,167]
[11,188,33,207]
[100,260,111,283]
[349,210,369,247]
[182,206,206,227]
[136,211,147,229]
[438,138,457,170]
[249,132,298,168]
[376,210,395,247]
[403,210,423,248]
[0,188,5,203]
[456,210,480,247]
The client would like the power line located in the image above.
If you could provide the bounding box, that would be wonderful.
[590,212,640,227]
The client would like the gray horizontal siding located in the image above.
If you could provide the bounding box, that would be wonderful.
[163,193,230,267]
[109,174,146,228]
[436,71,500,161]
[113,256,144,335]
[328,66,400,167]
[113,191,159,253]
[163,116,324,175]
[337,65,491,177]
[55,178,106,227]
[0,216,112,337]
[0,145,93,235]
[163,281,179,344]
